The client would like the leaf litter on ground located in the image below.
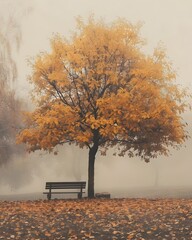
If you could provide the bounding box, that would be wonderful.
[0,198,192,239]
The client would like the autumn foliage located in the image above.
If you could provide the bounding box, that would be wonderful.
[17,17,189,198]
[1,198,192,239]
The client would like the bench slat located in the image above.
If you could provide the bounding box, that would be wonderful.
[46,183,86,186]
[43,191,85,194]
[46,181,86,184]
[45,186,85,189]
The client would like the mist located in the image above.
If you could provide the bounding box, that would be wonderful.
[0,0,192,199]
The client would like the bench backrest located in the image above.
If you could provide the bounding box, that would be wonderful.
[45,181,86,190]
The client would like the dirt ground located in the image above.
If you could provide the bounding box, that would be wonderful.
[0,198,192,239]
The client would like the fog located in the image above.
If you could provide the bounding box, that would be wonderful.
[0,0,192,199]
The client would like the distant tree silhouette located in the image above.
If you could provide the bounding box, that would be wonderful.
[0,14,23,165]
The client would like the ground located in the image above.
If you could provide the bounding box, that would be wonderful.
[0,198,192,239]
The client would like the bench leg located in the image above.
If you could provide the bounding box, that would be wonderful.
[47,192,51,200]
[78,192,82,199]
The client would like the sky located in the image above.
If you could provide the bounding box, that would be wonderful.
[0,0,192,197]
[15,0,192,95]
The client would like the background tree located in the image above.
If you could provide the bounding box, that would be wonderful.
[17,17,189,198]
[0,15,23,165]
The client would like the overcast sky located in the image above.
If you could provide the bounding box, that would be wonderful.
[0,0,192,196]
[15,0,192,95]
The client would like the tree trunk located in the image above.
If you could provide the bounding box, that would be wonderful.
[88,144,98,198]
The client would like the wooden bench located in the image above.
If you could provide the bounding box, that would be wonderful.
[43,181,86,200]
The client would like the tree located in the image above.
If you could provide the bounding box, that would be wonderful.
[0,87,23,165]
[0,14,24,165]
[17,17,189,198]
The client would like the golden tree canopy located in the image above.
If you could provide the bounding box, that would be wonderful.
[18,17,188,162]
